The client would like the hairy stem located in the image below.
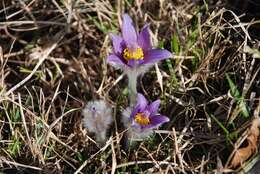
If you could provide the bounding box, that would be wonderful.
[127,71,138,107]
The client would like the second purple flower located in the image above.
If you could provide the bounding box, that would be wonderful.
[123,93,169,141]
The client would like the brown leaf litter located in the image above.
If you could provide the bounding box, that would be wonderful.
[228,118,260,168]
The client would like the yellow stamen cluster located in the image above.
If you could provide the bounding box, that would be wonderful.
[134,113,150,126]
[123,47,144,60]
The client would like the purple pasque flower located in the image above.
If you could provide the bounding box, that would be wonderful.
[107,14,172,69]
[129,93,169,130]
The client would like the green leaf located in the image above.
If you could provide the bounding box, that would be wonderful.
[122,87,128,96]
[210,114,229,135]
[9,139,21,157]
[238,99,250,118]
[225,73,240,99]
[171,34,179,54]
[76,152,84,163]
[226,73,249,118]
[88,15,108,34]
[158,41,165,49]
[14,109,20,122]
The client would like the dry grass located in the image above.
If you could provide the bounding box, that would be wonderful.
[0,0,260,173]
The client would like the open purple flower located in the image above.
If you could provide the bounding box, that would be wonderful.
[107,14,172,69]
[107,14,172,107]
[129,93,169,130]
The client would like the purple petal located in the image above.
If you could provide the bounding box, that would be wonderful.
[137,24,151,52]
[143,49,172,64]
[143,110,151,117]
[129,106,139,121]
[136,93,148,111]
[142,115,169,129]
[150,115,169,125]
[121,14,137,48]
[127,59,136,67]
[147,100,160,115]
[110,34,125,55]
[107,54,126,66]
[127,59,143,67]
[132,121,142,129]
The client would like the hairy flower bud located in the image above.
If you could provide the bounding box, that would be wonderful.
[82,100,112,143]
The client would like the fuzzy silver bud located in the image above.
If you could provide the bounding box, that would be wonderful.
[82,100,112,143]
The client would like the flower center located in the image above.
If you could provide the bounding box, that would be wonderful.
[134,112,150,126]
[123,47,144,60]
